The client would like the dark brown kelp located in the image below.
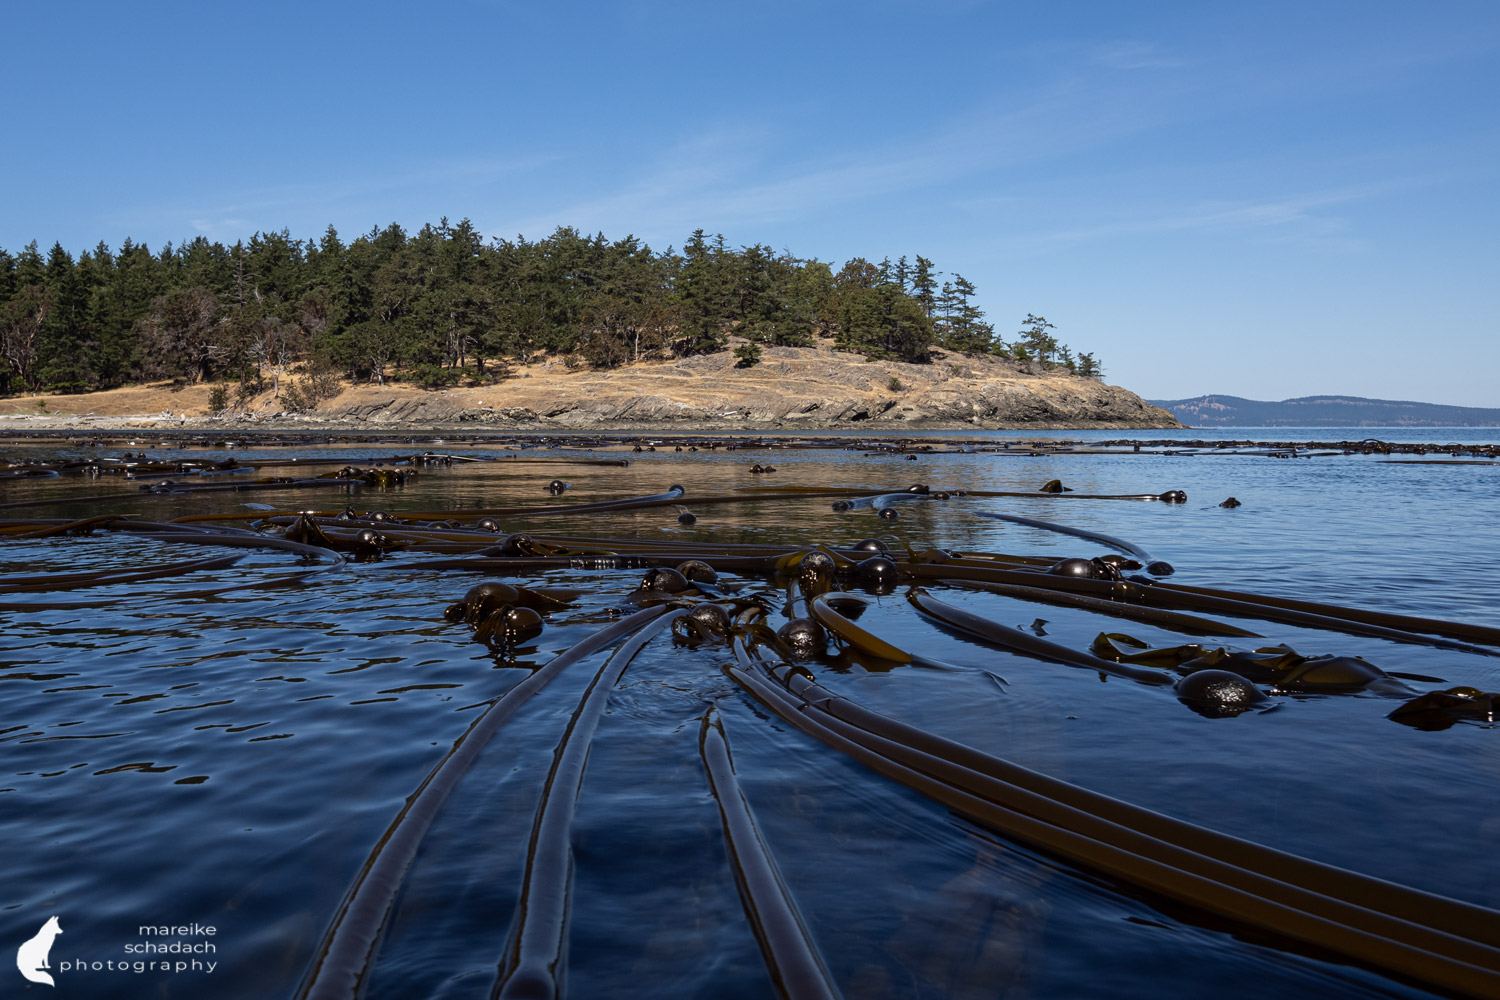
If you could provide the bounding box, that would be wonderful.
[297,605,672,1000]
[1388,687,1500,730]
[495,610,683,1000]
[951,579,1261,637]
[904,562,1500,656]
[967,509,1157,562]
[0,552,243,593]
[906,589,1175,686]
[698,708,842,1000]
[725,640,1500,998]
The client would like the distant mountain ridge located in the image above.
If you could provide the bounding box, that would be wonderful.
[1148,394,1500,427]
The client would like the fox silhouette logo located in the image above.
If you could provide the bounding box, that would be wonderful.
[16,916,62,987]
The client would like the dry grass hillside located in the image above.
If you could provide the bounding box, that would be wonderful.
[0,338,1181,431]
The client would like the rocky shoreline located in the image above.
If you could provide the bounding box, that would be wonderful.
[0,342,1182,433]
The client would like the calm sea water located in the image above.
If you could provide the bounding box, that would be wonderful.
[2,433,1497,999]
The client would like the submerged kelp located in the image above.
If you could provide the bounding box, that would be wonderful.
[2,435,1499,1000]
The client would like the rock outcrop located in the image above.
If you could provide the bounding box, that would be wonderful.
[319,344,1180,430]
[0,341,1183,431]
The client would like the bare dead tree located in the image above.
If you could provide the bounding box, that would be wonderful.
[138,287,225,383]
[0,285,51,391]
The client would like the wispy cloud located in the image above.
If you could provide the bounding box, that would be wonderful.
[189,217,249,240]
[114,153,561,243]
[1016,181,1415,254]
[495,71,1185,245]
[1091,41,1190,72]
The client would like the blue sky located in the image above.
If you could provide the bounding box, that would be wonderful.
[4,0,1496,405]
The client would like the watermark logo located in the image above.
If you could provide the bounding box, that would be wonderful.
[16,915,62,987]
[14,918,218,987]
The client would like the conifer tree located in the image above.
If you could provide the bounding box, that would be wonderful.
[911,255,938,317]
[36,243,92,391]
[675,230,728,355]
[0,222,1108,391]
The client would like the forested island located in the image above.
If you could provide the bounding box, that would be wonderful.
[0,220,1104,401]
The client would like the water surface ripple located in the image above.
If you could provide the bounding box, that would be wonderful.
[1,437,1496,999]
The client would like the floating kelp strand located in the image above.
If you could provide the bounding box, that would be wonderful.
[385,553,791,575]
[733,483,1200,502]
[123,530,346,563]
[4,513,123,538]
[906,589,1174,686]
[698,708,843,1000]
[0,552,244,594]
[0,515,250,538]
[186,465,257,476]
[135,476,368,495]
[809,595,912,664]
[494,610,682,1000]
[968,509,1155,563]
[758,661,1500,955]
[165,489,961,528]
[828,491,933,515]
[908,549,1056,569]
[1143,579,1500,648]
[734,484,937,495]
[904,563,1500,656]
[188,487,703,525]
[724,648,1500,998]
[0,490,147,512]
[477,484,689,519]
[489,456,631,466]
[952,580,1262,638]
[965,489,1182,501]
[1116,584,1500,658]
[296,604,673,1000]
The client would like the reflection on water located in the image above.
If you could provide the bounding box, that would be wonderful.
[1,437,1496,999]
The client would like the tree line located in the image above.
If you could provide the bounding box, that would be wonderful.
[0,219,1103,395]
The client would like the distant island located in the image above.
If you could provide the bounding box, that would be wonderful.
[1150,394,1500,428]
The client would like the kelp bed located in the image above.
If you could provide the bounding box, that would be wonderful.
[2,439,1499,999]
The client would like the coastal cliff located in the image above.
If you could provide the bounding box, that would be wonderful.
[0,341,1181,431]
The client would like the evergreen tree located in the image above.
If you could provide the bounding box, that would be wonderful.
[0,249,15,304]
[933,274,993,354]
[1018,314,1059,365]
[579,235,671,367]
[94,238,160,385]
[770,257,833,345]
[893,255,910,293]
[674,230,729,355]
[834,257,881,292]
[0,221,1108,393]
[836,284,932,362]
[910,255,938,317]
[36,243,93,391]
